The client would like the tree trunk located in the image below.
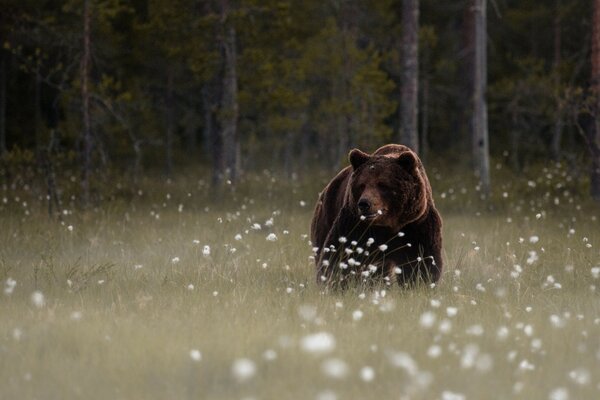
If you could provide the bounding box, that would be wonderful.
[590,0,600,200]
[81,0,93,206]
[165,68,174,176]
[34,70,42,155]
[399,0,419,153]
[551,0,563,160]
[219,0,239,184]
[420,74,429,164]
[472,0,490,196]
[461,5,475,163]
[0,51,6,155]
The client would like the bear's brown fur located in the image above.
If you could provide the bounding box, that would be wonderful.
[310,144,443,288]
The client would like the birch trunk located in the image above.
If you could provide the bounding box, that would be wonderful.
[472,0,490,196]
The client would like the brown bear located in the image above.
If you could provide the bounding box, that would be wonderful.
[310,144,443,288]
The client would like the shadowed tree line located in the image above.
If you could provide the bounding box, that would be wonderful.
[0,0,599,204]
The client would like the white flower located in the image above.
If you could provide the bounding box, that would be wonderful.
[526,251,538,265]
[366,238,374,246]
[397,231,405,237]
[251,223,261,230]
[550,314,565,328]
[446,307,458,317]
[568,368,590,385]
[31,291,45,308]
[263,349,277,361]
[338,236,347,243]
[352,310,364,321]
[591,266,600,279]
[202,245,211,256]
[234,234,242,241]
[265,218,274,227]
[4,278,16,295]
[300,332,336,354]
[70,311,82,321]
[187,284,194,290]
[321,358,349,379]
[378,244,388,252]
[266,233,278,241]
[427,345,442,358]
[529,235,539,243]
[419,311,436,328]
[360,366,375,382]
[171,257,180,264]
[189,349,202,361]
[441,391,465,400]
[548,387,569,400]
[231,358,256,382]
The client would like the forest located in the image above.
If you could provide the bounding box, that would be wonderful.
[2,2,600,399]
[1,0,599,203]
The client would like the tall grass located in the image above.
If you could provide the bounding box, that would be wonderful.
[1,162,599,399]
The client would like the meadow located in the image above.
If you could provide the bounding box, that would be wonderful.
[1,162,599,400]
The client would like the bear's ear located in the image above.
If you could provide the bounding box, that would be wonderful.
[397,151,417,171]
[348,149,370,169]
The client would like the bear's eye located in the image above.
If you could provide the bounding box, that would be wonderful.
[377,183,390,192]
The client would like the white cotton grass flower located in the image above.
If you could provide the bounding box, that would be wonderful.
[202,245,210,256]
[338,236,347,244]
[419,311,436,329]
[378,244,388,252]
[4,277,17,295]
[300,332,336,354]
[387,351,418,375]
[352,310,364,321]
[591,266,600,279]
[446,307,458,317]
[234,233,243,241]
[321,358,349,379]
[231,358,256,382]
[266,233,278,241]
[427,345,442,358]
[263,349,277,361]
[316,390,338,400]
[171,256,180,264]
[187,284,194,290]
[31,291,45,308]
[441,391,466,400]
[529,235,539,243]
[568,368,590,385]
[548,387,569,400]
[360,366,375,382]
[189,349,202,362]
[70,311,82,321]
[526,251,539,265]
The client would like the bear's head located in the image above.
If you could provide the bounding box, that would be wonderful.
[347,148,428,232]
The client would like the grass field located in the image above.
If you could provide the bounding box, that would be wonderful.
[1,164,599,399]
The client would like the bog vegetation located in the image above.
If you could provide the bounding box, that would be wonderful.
[1,1,600,399]
[1,163,599,399]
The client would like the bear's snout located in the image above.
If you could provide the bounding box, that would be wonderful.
[357,198,372,214]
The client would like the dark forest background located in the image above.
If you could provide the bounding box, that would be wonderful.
[1,0,600,206]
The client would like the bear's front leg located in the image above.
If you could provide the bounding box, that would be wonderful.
[316,207,360,288]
